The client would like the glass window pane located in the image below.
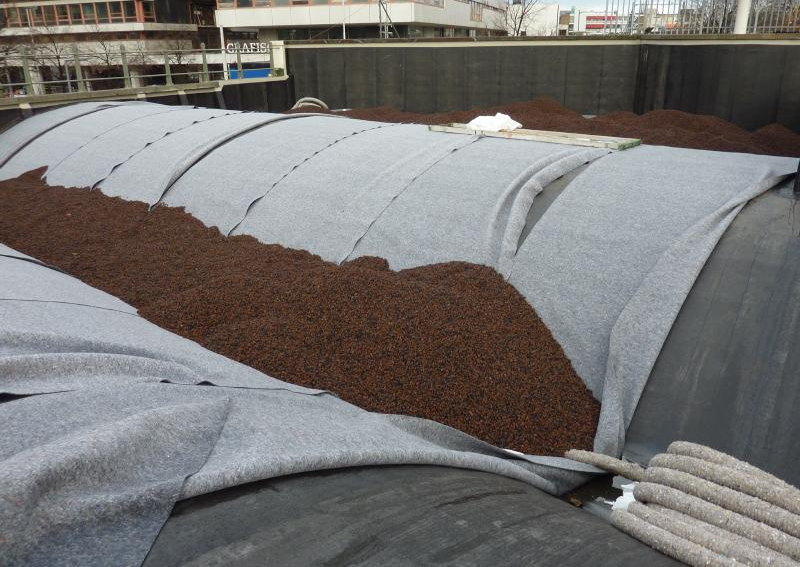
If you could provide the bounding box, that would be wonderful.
[71,5,84,23]
[82,3,96,22]
[56,5,70,23]
[96,3,110,22]
[142,0,155,20]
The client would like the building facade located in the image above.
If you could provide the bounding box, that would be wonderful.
[0,0,220,94]
[214,0,508,41]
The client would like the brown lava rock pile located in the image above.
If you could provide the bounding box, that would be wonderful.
[0,170,599,455]
[292,98,800,157]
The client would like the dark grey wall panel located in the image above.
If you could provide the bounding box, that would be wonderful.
[289,48,319,105]
[286,42,798,131]
[776,50,800,132]
[344,47,377,108]
[435,48,467,111]
[528,46,569,106]
[465,46,501,109]
[598,45,639,114]
[375,48,405,108]
[404,48,439,113]
[564,46,604,115]
[496,47,530,105]
[650,44,798,131]
[315,49,347,109]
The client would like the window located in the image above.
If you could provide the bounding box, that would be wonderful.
[109,2,125,22]
[56,5,70,24]
[96,3,110,23]
[82,3,96,23]
[470,0,482,21]
[43,5,57,25]
[70,4,84,23]
[5,7,22,26]
[27,6,45,25]
[142,0,156,21]
[124,1,137,19]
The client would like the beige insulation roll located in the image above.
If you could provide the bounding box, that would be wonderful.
[644,466,800,539]
[627,502,797,567]
[650,453,800,516]
[634,482,800,561]
[563,449,645,481]
[667,442,795,490]
[611,510,732,567]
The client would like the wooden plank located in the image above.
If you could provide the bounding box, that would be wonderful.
[428,123,641,150]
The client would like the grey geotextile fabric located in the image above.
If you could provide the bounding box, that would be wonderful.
[0,101,132,167]
[232,123,483,263]
[0,254,134,314]
[348,136,607,270]
[97,112,303,205]
[0,246,602,566]
[0,103,187,181]
[508,146,798,456]
[0,103,605,274]
[44,107,238,189]
[164,114,385,235]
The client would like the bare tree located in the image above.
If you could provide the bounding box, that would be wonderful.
[165,38,193,65]
[27,23,72,91]
[496,0,545,36]
[87,25,120,66]
[0,43,19,97]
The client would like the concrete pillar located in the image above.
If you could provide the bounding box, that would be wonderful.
[270,41,287,74]
[29,66,45,96]
[130,70,144,88]
[734,0,752,33]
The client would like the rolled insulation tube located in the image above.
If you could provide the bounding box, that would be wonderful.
[650,453,800,516]
[563,449,645,481]
[291,97,329,110]
[611,510,731,567]
[667,442,800,496]
[628,502,798,567]
[634,482,800,560]
[644,467,800,539]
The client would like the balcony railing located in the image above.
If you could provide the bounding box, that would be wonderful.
[0,44,277,99]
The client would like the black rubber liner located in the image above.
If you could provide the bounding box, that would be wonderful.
[145,465,678,566]
[625,178,800,487]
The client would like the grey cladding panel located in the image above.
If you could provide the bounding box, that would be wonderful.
[435,48,467,112]
[316,48,347,109]
[375,48,406,108]
[564,46,603,115]
[344,47,377,108]
[404,48,438,113]
[465,46,501,110]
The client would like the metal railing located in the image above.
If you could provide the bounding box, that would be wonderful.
[575,0,799,34]
[0,43,277,98]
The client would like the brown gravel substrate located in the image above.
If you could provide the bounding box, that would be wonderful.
[0,169,600,455]
[290,98,800,157]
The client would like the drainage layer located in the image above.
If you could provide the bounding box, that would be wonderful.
[0,170,599,456]
[290,98,800,157]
